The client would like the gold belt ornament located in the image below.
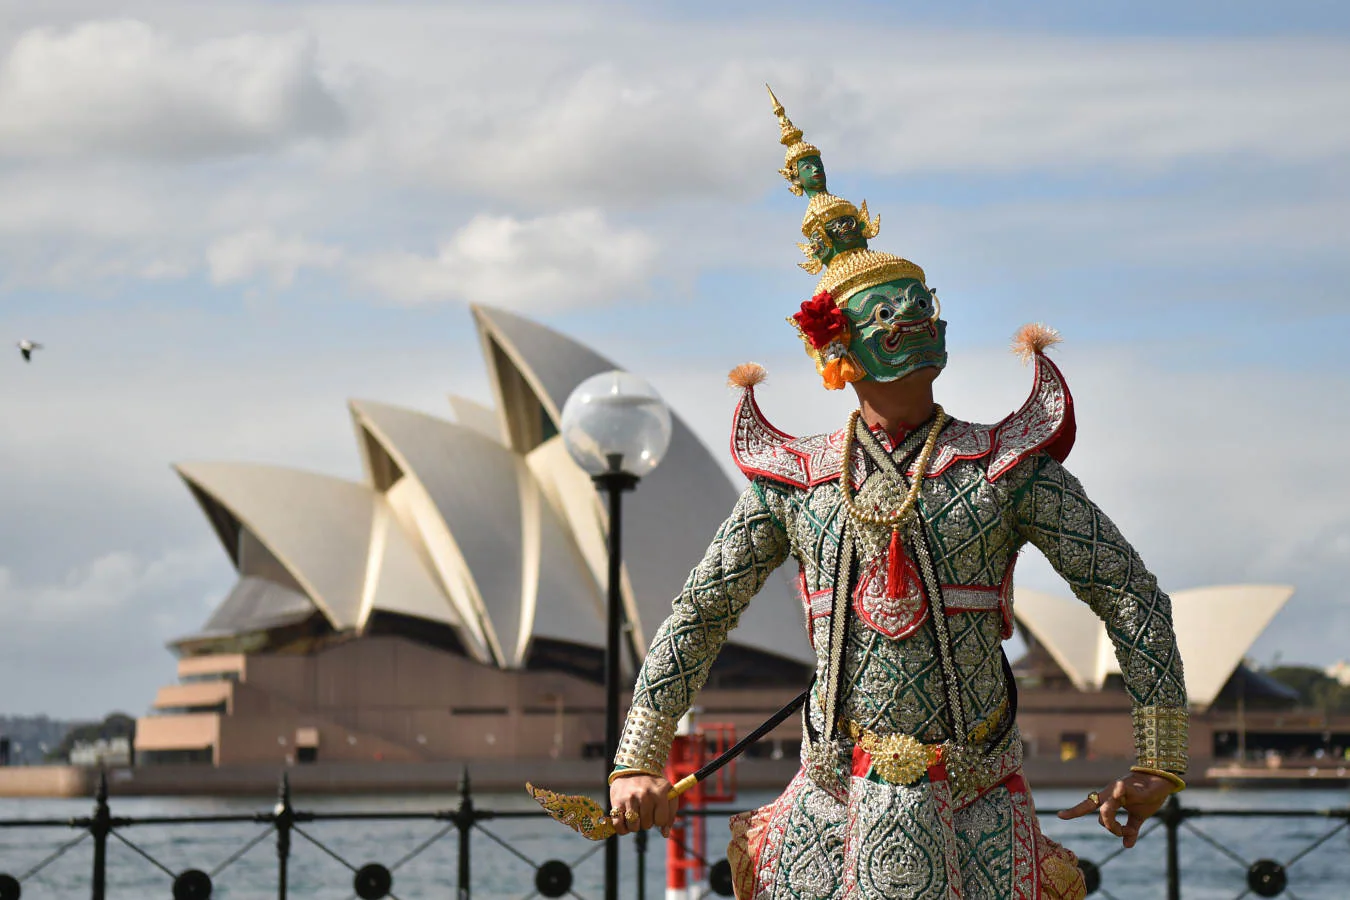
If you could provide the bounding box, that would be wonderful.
[845,721,941,785]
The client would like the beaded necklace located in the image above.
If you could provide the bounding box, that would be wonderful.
[838,405,948,528]
[838,405,948,600]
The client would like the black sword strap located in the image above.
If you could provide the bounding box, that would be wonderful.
[691,678,814,784]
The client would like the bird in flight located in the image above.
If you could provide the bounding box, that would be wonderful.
[17,339,42,362]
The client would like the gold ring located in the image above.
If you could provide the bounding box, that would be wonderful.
[1087,791,1101,806]
[624,809,640,824]
[609,808,622,818]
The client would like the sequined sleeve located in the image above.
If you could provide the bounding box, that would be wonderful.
[612,480,793,777]
[1010,454,1190,773]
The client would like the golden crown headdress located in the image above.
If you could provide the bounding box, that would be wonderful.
[796,194,882,273]
[768,86,927,302]
[814,248,926,299]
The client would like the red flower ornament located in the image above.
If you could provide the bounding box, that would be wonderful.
[793,291,848,350]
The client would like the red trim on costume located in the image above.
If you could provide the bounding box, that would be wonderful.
[854,555,928,639]
[851,744,872,779]
[986,353,1076,481]
[928,761,965,899]
[1005,774,1042,899]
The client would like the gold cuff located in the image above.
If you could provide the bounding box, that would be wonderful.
[613,706,677,776]
[1132,706,1188,774]
[1131,765,1187,793]
[607,766,664,786]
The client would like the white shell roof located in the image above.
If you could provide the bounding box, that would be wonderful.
[1013,584,1295,710]
[196,530,315,636]
[352,399,527,663]
[521,466,610,663]
[350,398,608,668]
[447,395,504,441]
[178,462,374,628]
[177,461,462,638]
[473,305,814,667]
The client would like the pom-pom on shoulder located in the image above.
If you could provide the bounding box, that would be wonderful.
[727,362,768,389]
[1011,323,1062,364]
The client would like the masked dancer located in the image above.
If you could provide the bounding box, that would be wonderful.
[606,89,1189,900]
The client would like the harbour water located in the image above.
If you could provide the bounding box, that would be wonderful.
[1,787,1346,899]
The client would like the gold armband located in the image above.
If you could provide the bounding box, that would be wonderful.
[607,766,664,786]
[613,706,677,776]
[1132,706,1189,774]
[1130,765,1187,793]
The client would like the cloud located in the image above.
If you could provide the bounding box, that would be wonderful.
[333,61,766,207]
[355,209,659,310]
[0,547,216,625]
[0,7,1346,296]
[311,11,1350,207]
[791,35,1350,177]
[0,545,224,717]
[207,228,342,287]
[0,19,344,161]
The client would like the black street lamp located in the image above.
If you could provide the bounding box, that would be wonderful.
[561,371,672,900]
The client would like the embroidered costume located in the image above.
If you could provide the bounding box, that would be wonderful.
[611,90,1188,899]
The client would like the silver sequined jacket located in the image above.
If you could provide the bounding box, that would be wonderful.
[612,353,1188,781]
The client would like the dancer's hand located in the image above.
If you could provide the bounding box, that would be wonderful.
[1057,772,1174,848]
[609,774,679,837]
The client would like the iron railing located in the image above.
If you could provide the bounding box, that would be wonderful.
[0,771,1346,899]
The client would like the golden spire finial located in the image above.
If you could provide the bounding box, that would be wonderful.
[766,83,782,113]
[766,84,803,147]
[765,84,820,195]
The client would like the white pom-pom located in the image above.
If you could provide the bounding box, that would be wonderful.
[727,362,768,389]
[1010,323,1062,364]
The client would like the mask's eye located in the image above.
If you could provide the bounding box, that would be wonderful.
[876,307,894,322]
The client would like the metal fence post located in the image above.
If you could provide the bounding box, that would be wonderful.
[89,770,110,900]
[275,773,294,900]
[456,769,473,900]
[634,829,647,900]
[1162,794,1182,900]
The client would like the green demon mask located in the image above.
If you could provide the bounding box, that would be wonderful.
[841,278,947,382]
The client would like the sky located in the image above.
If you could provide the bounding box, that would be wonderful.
[0,0,1346,719]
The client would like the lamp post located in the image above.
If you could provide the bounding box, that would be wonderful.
[561,370,672,900]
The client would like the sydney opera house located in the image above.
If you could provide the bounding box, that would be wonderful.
[135,305,814,769]
[134,306,1318,780]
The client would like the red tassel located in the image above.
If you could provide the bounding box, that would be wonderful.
[887,528,903,600]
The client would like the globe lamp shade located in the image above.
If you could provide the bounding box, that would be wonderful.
[560,370,672,478]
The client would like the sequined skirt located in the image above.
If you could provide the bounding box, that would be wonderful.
[727,749,1086,900]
